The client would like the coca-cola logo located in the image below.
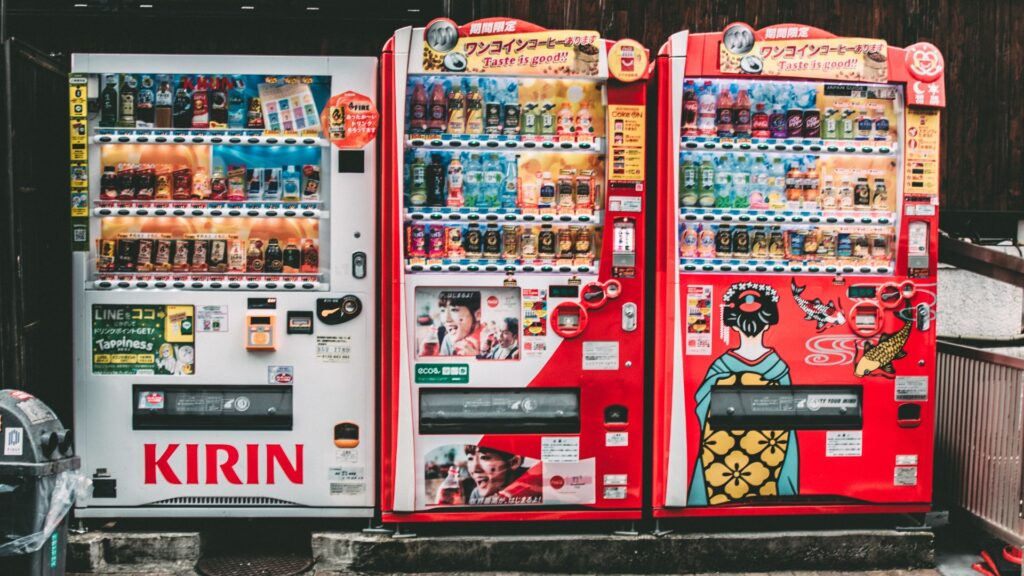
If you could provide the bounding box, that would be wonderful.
[146,393,164,405]
[549,475,565,489]
[487,295,499,308]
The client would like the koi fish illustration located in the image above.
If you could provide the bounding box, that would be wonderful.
[790,279,846,332]
[854,320,912,377]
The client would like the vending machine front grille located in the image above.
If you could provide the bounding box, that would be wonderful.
[707,386,863,430]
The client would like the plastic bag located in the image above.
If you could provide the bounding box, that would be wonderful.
[0,470,91,556]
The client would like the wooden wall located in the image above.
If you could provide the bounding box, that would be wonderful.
[7,0,1024,215]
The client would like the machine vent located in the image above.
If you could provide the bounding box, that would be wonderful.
[149,496,297,506]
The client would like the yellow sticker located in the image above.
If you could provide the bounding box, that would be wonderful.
[904,109,940,196]
[608,105,646,182]
[164,305,196,343]
[69,82,87,118]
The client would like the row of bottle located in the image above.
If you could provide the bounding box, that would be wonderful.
[682,80,891,142]
[406,222,597,263]
[100,163,321,203]
[407,152,597,213]
[679,153,888,211]
[97,236,319,274]
[408,79,596,140]
[679,222,892,262]
[99,74,264,130]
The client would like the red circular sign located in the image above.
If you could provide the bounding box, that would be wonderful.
[549,475,565,489]
[321,91,379,149]
[487,295,499,308]
[904,42,944,83]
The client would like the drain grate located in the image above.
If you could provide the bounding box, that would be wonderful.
[195,553,313,576]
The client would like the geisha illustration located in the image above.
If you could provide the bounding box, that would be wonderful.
[687,282,800,505]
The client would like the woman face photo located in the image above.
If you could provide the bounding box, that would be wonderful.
[440,302,479,342]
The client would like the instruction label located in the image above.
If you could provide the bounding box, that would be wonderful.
[825,430,862,457]
[197,305,228,333]
[414,363,469,384]
[895,376,928,401]
[582,341,618,370]
[894,466,918,486]
[541,436,580,463]
[316,335,351,363]
[605,432,628,447]
[4,427,24,456]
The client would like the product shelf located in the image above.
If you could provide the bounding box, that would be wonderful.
[93,201,324,219]
[680,136,897,156]
[679,208,894,226]
[91,273,322,291]
[405,208,600,225]
[406,135,604,153]
[406,261,597,274]
[92,130,328,147]
[679,258,892,275]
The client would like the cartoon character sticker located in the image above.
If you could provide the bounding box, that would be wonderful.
[688,282,799,505]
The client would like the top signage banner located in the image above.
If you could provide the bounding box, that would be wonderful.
[718,23,888,83]
[417,18,605,78]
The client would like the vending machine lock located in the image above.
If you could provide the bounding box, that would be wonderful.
[317,296,362,325]
[352,252,367,279]
[622,303,638,332]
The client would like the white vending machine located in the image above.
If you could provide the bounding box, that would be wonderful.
[70,54,378,517]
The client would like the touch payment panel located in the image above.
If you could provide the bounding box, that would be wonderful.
[132,385,293,430]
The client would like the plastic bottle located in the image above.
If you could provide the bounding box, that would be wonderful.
[191,76,209,129]
[768,157,786,209]
[751,103,769,139]
[714,156,732,207]
[426,154,446,206]
[446,157,464,207]
[428,82,448,133]
[839,108,856,140]
[209,77,228,127]
[556,102,575,140]
[855,106,873,140]
[100,74,119,127]
[786,88,804,138]
[465,83,484,134]
[409,80,428,132]
[283,239,302,273]
[446,83,465,134]
[822,108,839,139]
[463,154,483,208]
[749,156,768,209]
[680,154,698,207]
[282,165,302,202]
[732,155,750,208]
[192,166,210,200]
[136,75,155,127]
[733,86,752,138]
[803,89,821,138]
[715,84,734,137]
[501,156,519,209]
[155,76,173,128]
[264,239,283,273]
[769,101,788,139]
[481,153,503,208]
[521,103,539,137]
[697,155,716,207]
[300,239,319,273]
[263,168,281,202]
[696,81,717,136]
[575,101,594,141]
[228,76,247,129]
[540,103,557,137]
[173,77,193,129]
[118,74,137,128]
[682,80,699,137]
[409,152,427,206]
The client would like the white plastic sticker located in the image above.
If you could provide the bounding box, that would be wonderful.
[609,196,642,212]
[806,394,859,411]
[582,341,618,370]
[895,466,918,486]
[335,449,359,463]
[328,466,364,483]
[605,432,628,447]
[316,335,352,363]
[896,454,918,465]
[4,427,24,456]
[542,460,596,505]
[330,483,365,495]
[603,474,628,486]
[268,365,294,385]
[826,430,862,457]
[541,436,580,463]
[895,376,928,401]
[603,486,627,500]
[197,305,228,333]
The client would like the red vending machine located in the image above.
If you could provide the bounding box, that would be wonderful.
[381,18,649,522]
[653,23,944,517]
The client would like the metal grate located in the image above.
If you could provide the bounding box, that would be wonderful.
[936,341,1024,546]
[150,496,297,506]
[196,553,312,576]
